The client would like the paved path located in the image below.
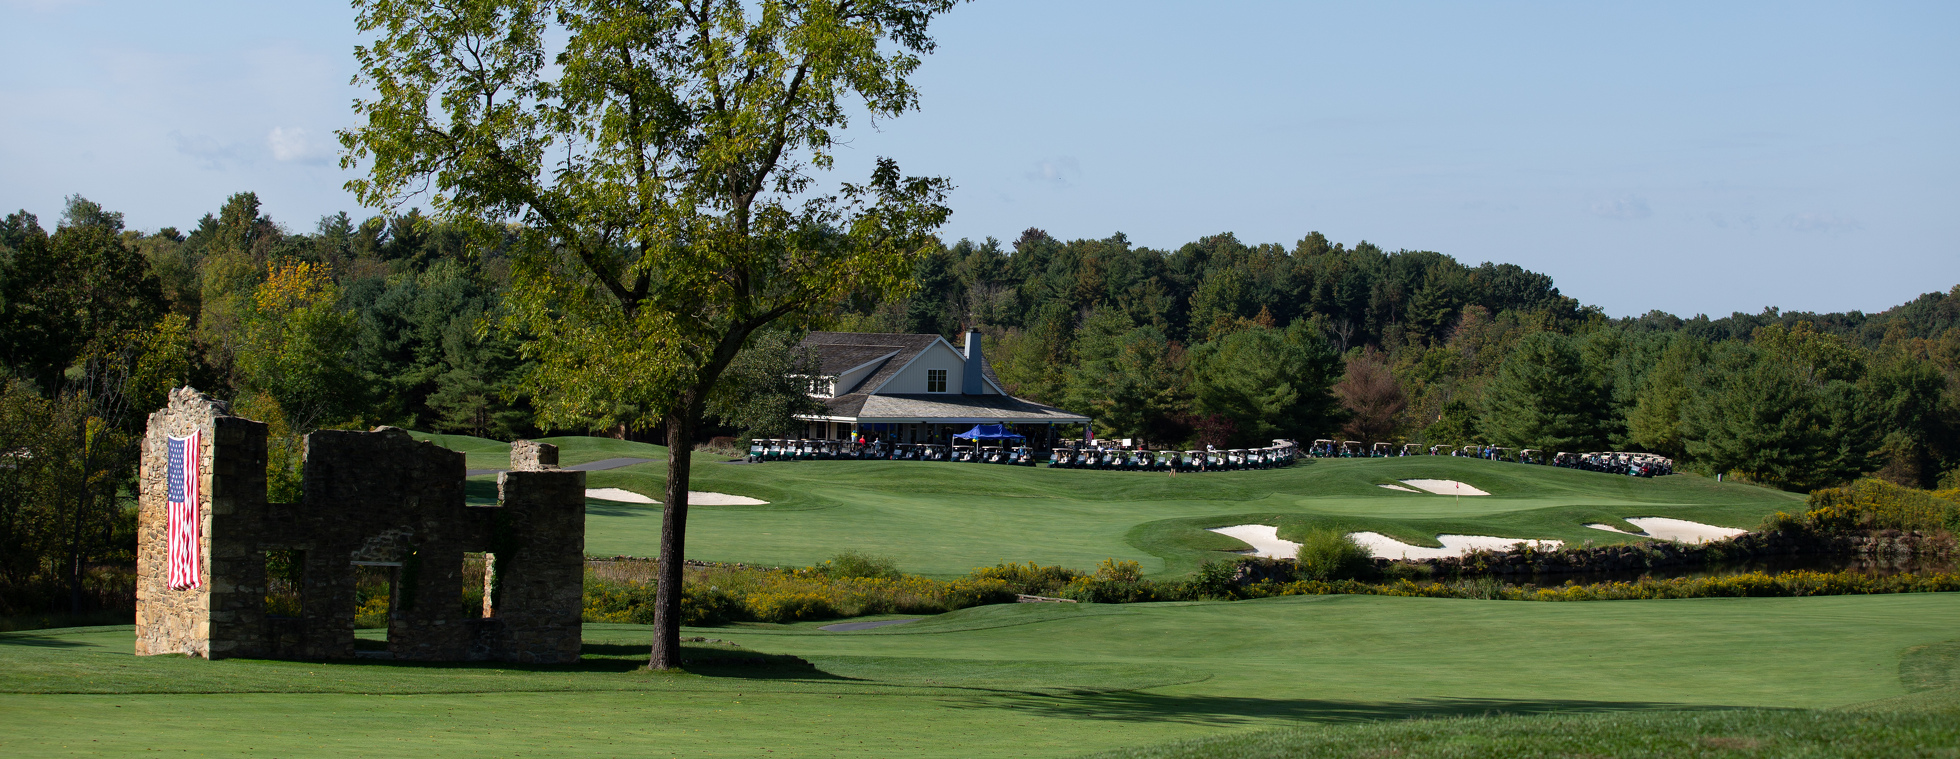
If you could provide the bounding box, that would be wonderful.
[466,457,658,477]
[817,618,921,632]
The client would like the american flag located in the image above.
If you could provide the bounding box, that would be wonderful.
[166,431,202,590]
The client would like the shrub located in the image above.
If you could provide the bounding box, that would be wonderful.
[1296,528,1373,581]
[1380,561,1433,582]
[353,596,389,628]
[680,586,744,626]
[745,591,837,623]
[965,562,1081,596]
[1794,479,1960,535]
[1060,559,1158,603]
[818,551,902,580]
[941,578,1018,608]
[1189,560,1241,599]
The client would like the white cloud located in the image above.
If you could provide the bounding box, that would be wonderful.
[1024,156,1081,187]
[267,126,330,164]
[1590,194,1651,220]
[1785,212,1862,234]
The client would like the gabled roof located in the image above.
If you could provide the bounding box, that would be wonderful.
[802,332,942,396]
[797,330,1085,423]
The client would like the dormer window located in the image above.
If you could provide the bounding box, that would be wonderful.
[927,368,947,393]
[801,375,836,398]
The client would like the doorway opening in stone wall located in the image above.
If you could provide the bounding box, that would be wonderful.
[263,550,306,657]
[462,552,493,618]
[352,562,400,658]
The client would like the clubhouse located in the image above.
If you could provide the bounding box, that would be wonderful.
[794,330,1090,449]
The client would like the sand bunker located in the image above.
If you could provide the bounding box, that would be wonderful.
[1584,522,1644,537]
[1349,532,1561,560]
[1399,479,1490,496]
[584,488,768,506]
[1591,517,1748,545]
[1378,484,1421,493]
[1208,525,1302,559]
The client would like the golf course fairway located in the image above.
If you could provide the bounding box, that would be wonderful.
[4,592,1957,757]
[422,434,1804,576]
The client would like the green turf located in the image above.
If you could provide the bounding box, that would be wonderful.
[3,593,1956,757]
[545,442,1802,576]
[408,431,670,472]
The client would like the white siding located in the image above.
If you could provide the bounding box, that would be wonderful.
[876,341,996,394]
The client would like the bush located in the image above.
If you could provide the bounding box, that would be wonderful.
[1061,559,1158,603]
[1188,560,1241,599]
[745,591,837,623]
[965,562,1081,596]
[680,586,744,626]
[941,578,1018,608]
[818,551,902,580]
[1791,479,1960,535]
[1296,528,1373,581]
[353,596,389,628]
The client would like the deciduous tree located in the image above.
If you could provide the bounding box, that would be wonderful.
[342,0,956,669]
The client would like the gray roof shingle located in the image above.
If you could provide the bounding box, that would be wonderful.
[798,331,1087,423]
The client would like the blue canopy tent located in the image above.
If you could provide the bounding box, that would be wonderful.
[952,424,1024,441]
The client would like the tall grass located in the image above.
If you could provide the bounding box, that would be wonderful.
[583,555,1017,625]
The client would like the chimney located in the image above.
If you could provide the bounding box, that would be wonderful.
[963,328,984,395]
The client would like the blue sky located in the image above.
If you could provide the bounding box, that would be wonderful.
[2,0,1954,318]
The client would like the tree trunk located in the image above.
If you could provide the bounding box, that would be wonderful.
[648,409,695,670]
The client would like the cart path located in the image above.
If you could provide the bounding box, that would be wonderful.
[466,457,658,477]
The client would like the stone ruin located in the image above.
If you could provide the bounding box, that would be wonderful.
[135,387,586,663]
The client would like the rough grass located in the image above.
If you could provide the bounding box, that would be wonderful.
[4,593,1958,757]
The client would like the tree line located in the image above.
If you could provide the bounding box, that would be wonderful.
[2,191,1956,613]
[839,227,1959,493]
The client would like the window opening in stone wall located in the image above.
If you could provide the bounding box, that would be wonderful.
[264,550,304,617]
[462,552,493,618]
[352,562,399,656]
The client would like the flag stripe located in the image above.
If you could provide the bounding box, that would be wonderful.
[166,431,202,590]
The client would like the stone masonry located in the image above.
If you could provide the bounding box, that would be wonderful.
[135,387,586,662]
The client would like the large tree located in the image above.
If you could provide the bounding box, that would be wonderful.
[1479,331,1612,453]
[1187,322,1345,446]
[342,0,955,668]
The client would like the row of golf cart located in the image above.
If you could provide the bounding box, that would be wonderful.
[1298,439,1674,478]
[1048,440,1298,472]
[745,438,1045,465]
[1547,451,1674,477]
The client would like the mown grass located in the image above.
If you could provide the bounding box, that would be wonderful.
[348,434,1820,617]
[1081,704,1960,759]
[3,593,1957,757]
[414,435,1802,577]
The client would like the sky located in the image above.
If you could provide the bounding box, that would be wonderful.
[2,0,1954,319]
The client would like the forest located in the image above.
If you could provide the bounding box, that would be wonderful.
[1,191,1957,616]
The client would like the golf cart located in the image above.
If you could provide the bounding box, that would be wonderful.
[1311,439,1336,458]
[746,439,766,463]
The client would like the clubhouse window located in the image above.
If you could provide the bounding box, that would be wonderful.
[927,368,947,393]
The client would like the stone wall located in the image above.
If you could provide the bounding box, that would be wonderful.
[135,386,586,663]
[134,388,268,658]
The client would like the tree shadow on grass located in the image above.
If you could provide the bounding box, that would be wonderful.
[0,635,97,648]
[952,691,1765,728]
[266,642,863,682]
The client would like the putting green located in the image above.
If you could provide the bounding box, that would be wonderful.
[425,436,1799,575]
[3,592,1955,757]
